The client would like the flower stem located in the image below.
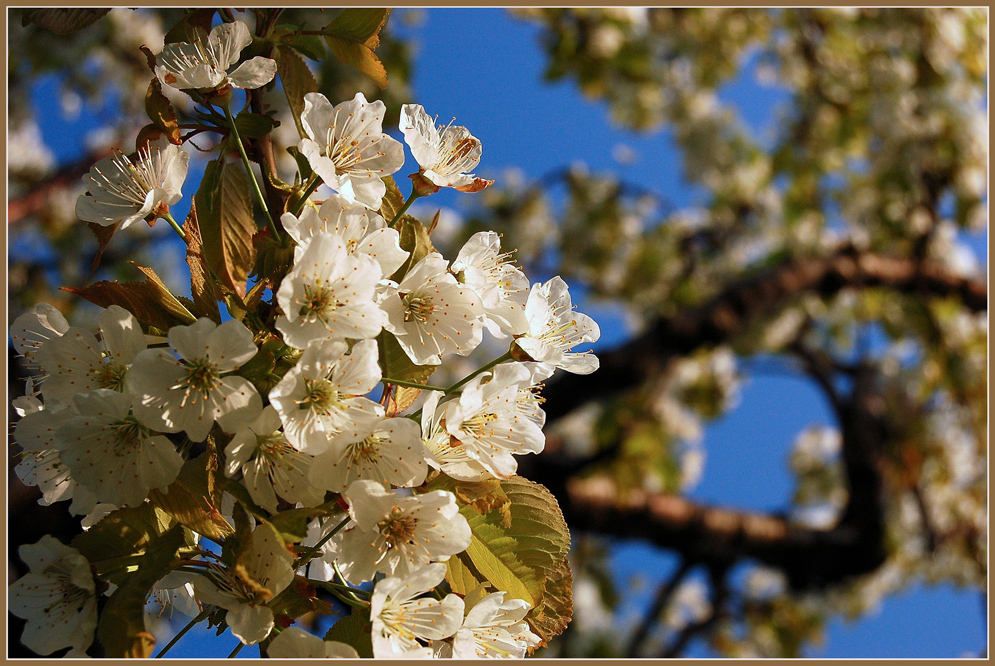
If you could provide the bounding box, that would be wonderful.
[290,174,322,217]
[227,642,244,658]
[445,351,514,395]
[161,211,188,243]
[381,377,447,392]
[223,104,280,242]
[155,608,212,658]
[388,190,421,228]
[296,516,350,568]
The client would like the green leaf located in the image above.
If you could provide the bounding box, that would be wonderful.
[195,158,259,298]
[22,8,110,34]
[61,262,197,333]
[275,44,317,138]
[390,215,437,283]
[163,9,215,44]
[324,608,374,658]
[270,576,335,621]
[285,34,327,61]
[234,111,279,139]
[323,9,392,89]
[97,526,185,658]
[426,476,570,608]
[377,175,404,222]
[149,456,235,542]
[145,77,181,144]
[267,501,343,543]
[377,330,437,407]
[71,504,176,583]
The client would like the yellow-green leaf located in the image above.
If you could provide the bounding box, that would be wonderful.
[275,44,317,138]
[149,456,234,541]
[390,215,437,283]
[377,175,404,222]
[323,9,392,89]
[324,608,374,658]
[195,158,259,298]
[377,330,437,390]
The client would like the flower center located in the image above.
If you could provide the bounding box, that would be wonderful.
[401,293,435,323]
[298,282,343,324]
[173,357,222,405]
[109,416,151,455]
[437,131,480,176]
[91,148,160,206]
[257,433,294,460]
[299,377,342,416]
[378,506,419,551]
[91,362,129,392]
[349,434,384,464]
[462,411,499,438]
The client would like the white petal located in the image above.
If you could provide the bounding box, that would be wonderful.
[228,56,277,89]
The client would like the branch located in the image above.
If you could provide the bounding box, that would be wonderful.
[542,245,987,422]
[660,564,729,658]
[625,559,693,657]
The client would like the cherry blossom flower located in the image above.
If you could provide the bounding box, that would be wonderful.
[451,591,541,658]
[281,193,409,276]
[380,252,484,365]
[330,480,472,584]
[513,276,601,375]
[451,231,530,337]
[400,103,494,192]
[431,362,546,480]
[299,92,405,210]
[126,318,261,442]
[35,305,147,409]
[9,303,69,372]
[371,563,466,659]
[308,416,428,493]
[275,232,385,349]
[75,136,189,230]
[190,523,295,645]
[421,390,492,482]
[55,389,184,507]
[13,399,98,516]
[224,405,325,512]
[155,21,276,91]
[267,627,359,659]
[269,338,384,455]
[8,536,98,656]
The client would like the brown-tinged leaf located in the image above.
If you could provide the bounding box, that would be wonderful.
[149,456,234,541]
[384,385,423,417]
[97,526,185,658]
[22,8,110,34]
[527,556,574,649]
[182,202,223,323]
[62,262,197,333]
[139,45,157,73]
[270,576,335,621]
[389,215,437,283]
[135,123,165,152]
[377,174,404,222]
[195,158,259,298]
[163,8,215,44]
[323,9,392,89]
[145,77,181,144]
[275,44,317,137]
[87,221,120,273]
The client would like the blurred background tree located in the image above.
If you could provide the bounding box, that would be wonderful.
[7,7,987,658]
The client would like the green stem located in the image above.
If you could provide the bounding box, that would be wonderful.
[296,516,350,568]
[228,642,245,658]
[381,378,447,392]
[313,580,368,610]
[388,190,421,228]
[290,174,322,217]
[223,104,280,241]
[155,608,212,658]
[161,211,188,243]
[445,351,514,395]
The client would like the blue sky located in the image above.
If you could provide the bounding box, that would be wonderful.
[16,8,987,658]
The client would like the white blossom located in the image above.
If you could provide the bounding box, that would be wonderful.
[299,92,405,210]
[269,338,384,455]
[281,193,409,276]
[155,21,276,91]
[55,389,184,507]
[10,303,70,372]
[452,231,530,337]
[224,405,325,513]
[75,136,189,229]
[8,536,98,656]
[127,318,261,442]
[381,252,484,365]
[275,232,385,349]
[191,523,295,645]
[513,276,600,375]
[371,563,465,659]
[451,591,541,659]
[331,480,472,584]
[267,627,359,658]
[400,103,493,192]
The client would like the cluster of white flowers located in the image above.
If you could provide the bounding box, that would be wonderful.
[10,19,599,659]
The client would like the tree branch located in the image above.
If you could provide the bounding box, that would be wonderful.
[625,559,693,657]
[542,244,987,423]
